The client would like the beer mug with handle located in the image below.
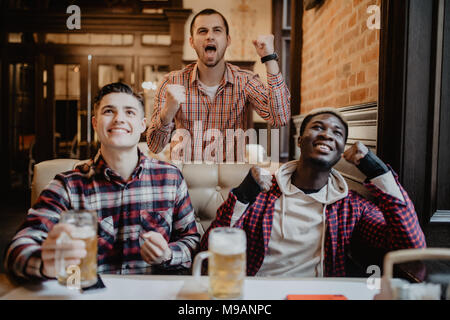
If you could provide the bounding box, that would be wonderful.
[55,210,98,288]
[193,227,246,300]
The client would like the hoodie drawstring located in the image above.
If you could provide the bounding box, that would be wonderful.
[280,193,286,239]
[319,179,331,277]
[319,204,327,277]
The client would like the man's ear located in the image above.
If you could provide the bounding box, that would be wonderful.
[297,135,302,148]
[189,36,194,49]
[226,34,231,48]
[92,116,97,131]
[140,118,147,134]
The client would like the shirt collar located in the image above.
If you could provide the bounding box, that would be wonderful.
[190,62,235,86]
[93,148,146,182]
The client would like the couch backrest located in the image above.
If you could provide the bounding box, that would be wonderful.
[31,159,80,205]
[31,158,278,235]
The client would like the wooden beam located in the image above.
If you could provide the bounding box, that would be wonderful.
[378,0,438,225]
[1,12,170,33]
[288,0,303,160]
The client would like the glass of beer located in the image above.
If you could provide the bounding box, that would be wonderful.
[192,227,246,300]
[55,210,98,288]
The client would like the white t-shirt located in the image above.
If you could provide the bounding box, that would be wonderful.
[198,81,220,100]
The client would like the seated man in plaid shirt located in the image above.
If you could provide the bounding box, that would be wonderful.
[200,108,426,277]
[147,8,290,162]
[5,82,200,281]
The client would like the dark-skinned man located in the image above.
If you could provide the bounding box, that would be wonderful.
[200,108,426,277]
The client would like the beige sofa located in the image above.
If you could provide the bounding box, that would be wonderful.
[31,151,280,235]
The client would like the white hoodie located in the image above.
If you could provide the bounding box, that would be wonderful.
[255,161,348,277]
[230,160,405,278]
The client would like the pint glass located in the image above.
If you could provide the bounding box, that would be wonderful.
[55,210,98,288]
[193,227,246,299]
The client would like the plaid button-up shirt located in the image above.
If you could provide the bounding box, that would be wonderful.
[4,150,200,280]
[147,62,291,160]
[200,170,426,277]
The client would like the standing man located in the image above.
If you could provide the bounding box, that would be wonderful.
[200,108,426,277]
[147,8,290,162]
[5,82,200,281]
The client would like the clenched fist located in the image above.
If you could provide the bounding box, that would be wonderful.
[250,166,272,192]
[140,231,172,265]
[160,84,186,125]
[252,35,275,58]
[343,141,369,166]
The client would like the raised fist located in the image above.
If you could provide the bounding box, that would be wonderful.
[343,141,369,166]
[250,166,272,192]
[252,35,275,58]
[161,84,186,125]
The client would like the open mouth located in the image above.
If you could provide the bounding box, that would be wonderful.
[204,44,217,58]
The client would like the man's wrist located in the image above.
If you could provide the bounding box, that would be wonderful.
[261,52,278,64]
[164,248,173,262]
[233,170,262,204]
[356,150,389,179]
[160,109,172,126]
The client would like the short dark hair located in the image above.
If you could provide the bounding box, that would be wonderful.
[93,82,145,116]
[190,8,229,36]
[300,108,349,142]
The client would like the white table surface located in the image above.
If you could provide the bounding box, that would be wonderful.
[0,274,379,300]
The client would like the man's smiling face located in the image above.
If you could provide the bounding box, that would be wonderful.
[92,92,146,151]
[189,13,231,68]
[298,113,347,169]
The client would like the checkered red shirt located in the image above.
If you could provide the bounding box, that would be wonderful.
[4,150,200,280]
[200,170,426,277]
[147,62,291,159]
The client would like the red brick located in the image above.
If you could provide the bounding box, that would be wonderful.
[301,0,380,111]
[361,46,379,63]
[350,88,368,103]
[348,13,357,28]
[349,74,356,87]
[336,93,350,107]
[357,71,366,85]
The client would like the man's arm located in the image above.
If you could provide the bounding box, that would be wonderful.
[344,142,426,250]
[246,35,291,127]
[146,79,182,154]
[162,174,200,269]
[4,177,71,280]
[345,142,404,201]
[199,167,272,251]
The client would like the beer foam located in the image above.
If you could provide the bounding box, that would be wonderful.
[71,226,96,239]
[210,232,246,255]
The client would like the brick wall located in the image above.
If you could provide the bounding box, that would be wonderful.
[301,0,381,113]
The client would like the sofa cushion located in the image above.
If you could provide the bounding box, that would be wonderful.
[31,157,279,236]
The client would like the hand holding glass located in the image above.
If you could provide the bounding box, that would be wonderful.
[55,210,98,288]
